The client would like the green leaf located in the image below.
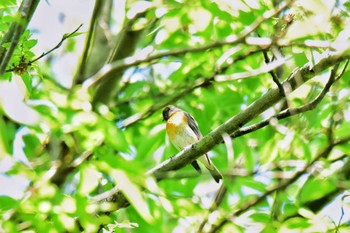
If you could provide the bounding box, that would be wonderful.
[104,124,130,152]
[0,195,18,210]
[280,217,311,230]
[282,203,298,218]
[335,123,350,139]
[110,169,153,223]
[298,176,337,204]
[239,11,255,25]
[2,72,12,80]
[240,177,266,193]
[22,133,41,158]
[78,164,100,195]
[0,116,15,154]
[293,52,309,68]
[23,39,37,49]
[250,212,270,223]
[337,144,350,155]
[1,42,11,49]
[63,31,85,39]
[0,0,16,7]
[261,224,277,233]
[260,138,278,164]
[65,39,76,52]
[21,73,32,92]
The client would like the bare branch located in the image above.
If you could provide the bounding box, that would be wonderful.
[262,49,285,96]
[335,59,349,81]
[197,184,228,233]
[215,56,289,82]
[91,186,121,203]
[246,37,334,50]
[31,24,83,64]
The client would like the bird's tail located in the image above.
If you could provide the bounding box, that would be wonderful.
[198,155,223,183]
[208,165,223,183]
[191,161,202,174]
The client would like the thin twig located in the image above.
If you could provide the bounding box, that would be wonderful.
[197,184,228,233]
[30,24,83,63]
[215,56,289,82]
[5,24,83,73]
[91,186,120,203]
[335,59,349,81]
[262,49,285,96]
[338,194,350,228]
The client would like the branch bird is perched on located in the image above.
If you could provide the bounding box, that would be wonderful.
[162,105,222,183]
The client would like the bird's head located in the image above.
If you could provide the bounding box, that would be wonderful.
[162,105,180,121]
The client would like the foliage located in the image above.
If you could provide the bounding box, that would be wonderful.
[1,0,350,232]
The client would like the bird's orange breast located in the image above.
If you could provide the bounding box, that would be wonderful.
[166,111,198,150]
[166,111,187,139]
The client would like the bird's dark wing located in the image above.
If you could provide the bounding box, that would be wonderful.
[185,111,212,173]
[185,112,202,139]
[185,111,213,166]
[164,107,208,176]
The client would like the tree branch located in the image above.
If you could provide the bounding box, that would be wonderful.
[262,49,285,96]
[197,184,228,233]
[0,0,39,75]
[214,56,288,82]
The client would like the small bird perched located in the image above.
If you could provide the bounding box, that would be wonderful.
[162,105,222,183]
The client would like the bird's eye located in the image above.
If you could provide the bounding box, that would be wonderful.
[162,108,169,120]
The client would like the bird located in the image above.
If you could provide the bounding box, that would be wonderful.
[162,105,222,183]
